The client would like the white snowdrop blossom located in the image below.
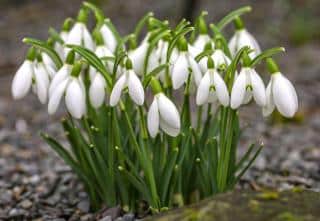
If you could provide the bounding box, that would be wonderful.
[66,22,94,51]
[128,41,148,76]
[193,34,213,52]
[109,63,144,106]
[172,46,202,89]
[230,67,266,109]
[48,75,86,119]
[49,63,73,97]
[42,52,57,72]
[199,49,231,73]
[100,23,117,53]
[33,62,51,104]
[196,68,229,106]
[228,29,261,59]
[147,93,181,137]
[54,31,69,59]
[263,72,298,118]
[12,60,34,100]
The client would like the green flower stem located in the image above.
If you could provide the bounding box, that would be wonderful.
[217,6,252,30]
[119,101,160,209]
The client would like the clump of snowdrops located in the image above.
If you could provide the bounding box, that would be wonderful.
[12,2,298,212]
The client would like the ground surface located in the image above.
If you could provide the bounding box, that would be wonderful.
[0,0,319,220]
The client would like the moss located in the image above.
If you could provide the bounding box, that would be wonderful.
[248,200,260,212]
[291,187,304,193]
[275,212,303,221]
[257,191,279,200]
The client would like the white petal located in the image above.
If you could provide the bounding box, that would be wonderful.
[66,23,83,46]
[82,25,95,50]
[187,55,202,86]
[95,45,113,58]
[89,74,106,108]
[242,90,252,104]
[11,61,33,99]
[193,35,211,51]
[109,74,127,106]
[172,53,189,89]
[212,49,231,67]
[188,44,201,58]
[196,71,211,105]
[272,73,298,117]
[42,52,56,70]
[228,33,238,57]
[34,64,50,104]
[262,81,275,117]
[250,69,266,106]
[128,43,148,75]
[147,98,159,138]
[157,94,180,129]
[48,78,69,114]
[199,57,208,73]
[237,29,261,59]
[65,78,86,119]
[213,71,229,106]
[49,64,71,97]
[160,118,180,137]
[127,70,144,105]
[100,24,117,53]
[230,69,247,109]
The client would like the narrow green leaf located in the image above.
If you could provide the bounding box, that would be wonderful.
[67,44,112,86]
[195,50,214,62]
[23,37,63,68]
[250,47,285,67]
[233,143,264,185]
[143,63,168,87]
[48,28,64,44]
[217,6,252,30]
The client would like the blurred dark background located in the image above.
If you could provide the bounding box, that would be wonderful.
[0,0,319,68]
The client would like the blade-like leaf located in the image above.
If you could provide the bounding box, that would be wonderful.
[250,47,285,67]
[217,6,252,30]
[23,37,63,68]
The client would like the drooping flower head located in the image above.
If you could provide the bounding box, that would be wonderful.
[12,47,37,100]
[171,37,202,89]
[230,52,266,109]
[228,17,261,59]
[196,57,229,107]
[54,18,73,59]
[65,8,94,51]
[147,78,181,137]
[263,58,298,117]
[48,61,86,119]
[109,59,145,106]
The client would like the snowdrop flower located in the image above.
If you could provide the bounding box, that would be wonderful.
[196,58,229,106]
[192,12,214,52]
[87,33,112,108]
[263,59,298,117]
[49,51,75,97]
[33,58,51,104]
[65,9,94,51]
[109,59,144,106]
[171,37,202,89]
[100,21,118,53]
[12,48,36,100]
[199,41,231,73]
[228,17,261,59]
[54,18,73,59]
[48,62,86,119]
[230,66,266,109]
[128,39,148,76]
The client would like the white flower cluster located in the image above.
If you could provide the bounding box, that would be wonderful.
[12,9,298,138]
